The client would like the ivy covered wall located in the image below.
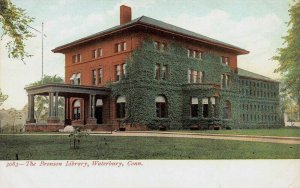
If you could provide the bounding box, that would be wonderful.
[109,40,282,129]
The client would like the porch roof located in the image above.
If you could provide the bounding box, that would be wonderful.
[25,83,111,97]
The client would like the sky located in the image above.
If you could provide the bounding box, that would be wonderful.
[0,0,292,109]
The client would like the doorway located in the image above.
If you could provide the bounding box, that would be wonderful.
[95,99,103,124]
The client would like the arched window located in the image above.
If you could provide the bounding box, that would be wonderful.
[156,95,167,118]
[191,97,199,117]
[116,96,126,118]
[223,100,232,119]
[73,100,81,120]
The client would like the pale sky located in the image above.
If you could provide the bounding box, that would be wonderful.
[0,0,291,109]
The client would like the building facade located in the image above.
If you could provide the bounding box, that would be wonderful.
[25,5,282,131]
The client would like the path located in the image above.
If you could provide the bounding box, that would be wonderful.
[2,131,300,144]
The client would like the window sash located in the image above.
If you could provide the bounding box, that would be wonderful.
[98,68,102,84]
[155,64,160,80]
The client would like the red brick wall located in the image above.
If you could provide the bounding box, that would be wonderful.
[63,30,239,127]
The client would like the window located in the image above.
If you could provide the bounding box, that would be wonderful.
[221,56,230,65]
[154,41,159,50]
[221,74,231,88]
[92,48,103,59]
[155,64,160,80]
[197,71,204,83]
[187,49,202,59]
[116,96,126,118]
[156,95,167,118]
[162,65,168,80]
[73,100,81,120]
[202,98,209,118]
[154,41,167,52]
[188,70,204,83]
[191,97,198,117]
[211,97,216,117]
[72,54,81,63]
[193,70,197,83]
[91,70,96,85]
[77,54,81,62]
[188,69,192,83]
[122,63,126,80]
[223,100,232,119]
[115,65,121,81]
[70,73,81,85]
[115,42,127,53]
[98,68,102,84]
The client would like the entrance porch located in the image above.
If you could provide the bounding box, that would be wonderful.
[24,84,112,132]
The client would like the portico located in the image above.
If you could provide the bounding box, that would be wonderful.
[25,83,111,130]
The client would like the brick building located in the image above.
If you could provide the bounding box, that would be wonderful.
[25,5,282,131]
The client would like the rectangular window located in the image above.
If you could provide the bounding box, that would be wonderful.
[115,42,126,53]
[191,97,199,117]
[193,50,196,58]
[154,41,159,50]
[187,49,191,57]
[193,70,197,83]
[202,98,209,118]
[117,43,122,52]
[115,65,121,81]
[188,69,191,83]
[116,103,125,118]
[154,41,167,52]
[77,54,81,62]
[155,64,160,80]
[91,70,96,85]
[221,56,230,65]
[72,54,81,63]
[92,50,96,59]
[98,68,102,84]
[198,51,203,59]
[197,71,204,83]
[162,65,167,80]
[72,55,76,63]
[160,43,166,52]
[123,42,127,51]
[122,63,126,80]
[97,48,102,57]
[71,73,81,85]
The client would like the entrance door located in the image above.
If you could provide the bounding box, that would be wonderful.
[95,106,103,124]
[95,99,103,124]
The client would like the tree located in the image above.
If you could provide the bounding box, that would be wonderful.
[0,0,34,61]
[29,75,64,123]
[0,89,8,106]
[273,0,300,120]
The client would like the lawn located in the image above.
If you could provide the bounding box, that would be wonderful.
[173,127,300,137]
[0,134,299,160]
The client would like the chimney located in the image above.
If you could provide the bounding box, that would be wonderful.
[120,5,132,25]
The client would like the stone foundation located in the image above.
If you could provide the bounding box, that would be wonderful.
[25,123,65,132]
[25,123,149,132]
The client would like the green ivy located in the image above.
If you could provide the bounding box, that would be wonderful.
[109,40,282,130]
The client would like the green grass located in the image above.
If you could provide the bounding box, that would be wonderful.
[0,135,299,160]
[172,127,300,137]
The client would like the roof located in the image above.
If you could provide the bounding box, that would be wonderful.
[52,16,249,54]
[237,68,278,83]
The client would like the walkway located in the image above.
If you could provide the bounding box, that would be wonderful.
[100,131,300,145]
[4,131,300,145]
